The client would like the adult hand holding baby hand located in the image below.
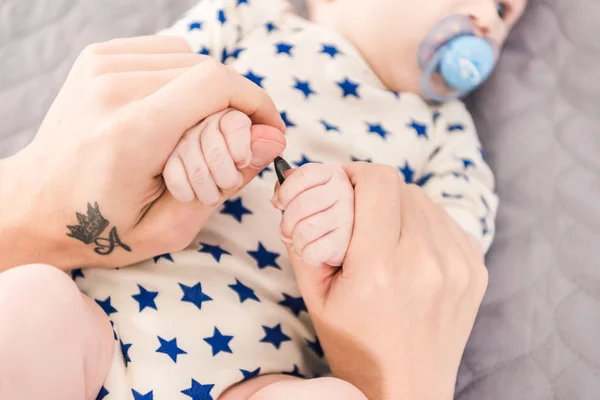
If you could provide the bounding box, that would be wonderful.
[284,163,487,400]
[0,36,285,272]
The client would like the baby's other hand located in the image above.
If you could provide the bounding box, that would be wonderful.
[164,108,283,205]
[273,163,354,267]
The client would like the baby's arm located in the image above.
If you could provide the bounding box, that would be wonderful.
[418,101,499,252]
[274,164,355,267]
[159,0,284,62]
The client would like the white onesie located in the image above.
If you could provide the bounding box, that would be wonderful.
[75,1,498,399]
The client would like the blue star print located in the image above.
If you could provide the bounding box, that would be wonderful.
[156,336,187,363]
[217,9,226,24]
[132,284,158,312]
[258,166,272,178]
[448,123,465,132]
[222,47,245,63]
[179,282,213,310]
[294,154,314,167]
[110,320,117,340]
[189,22,203,30]
[433,111,441,123]
[283,365,305,378]
[220,198,252,223]
[71,268,84,280]
[153,253,174,263]
[265,22,278,32]
[416,172,434,187]
[237,0,249,5]
[280,111,296,128]
[275,42,294,56]
[399,162,415,183]
[407,120,428,139]
[306,337,324,357]
[204,327,234,356]
[320,120,340,132]
[461,158,475,169]
[368,122,390,139]
[132,390,153,400]
[96,387,109,400]
[120,340,132,366]
[229,279,260,303]
[321,44,342,58]
[248,242,281,270]
[293,78,316,99]
[243,70,265,87]
[95,297,117,316]
[481,217,489,235]
[278,293,307,316]
[182,379,215,400]
[389,90,400,99]
[198,243,231,262]
[241,367,261,380]
[260,324,292,349]
[199,47,210,55]
[337,77,360,98]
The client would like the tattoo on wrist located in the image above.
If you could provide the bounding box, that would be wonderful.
[66,202,131,255]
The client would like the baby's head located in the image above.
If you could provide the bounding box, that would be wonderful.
[309,0,527,100]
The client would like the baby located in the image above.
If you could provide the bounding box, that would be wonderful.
[72,0,526,399]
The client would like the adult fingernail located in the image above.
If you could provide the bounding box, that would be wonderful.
[250,140,284,169]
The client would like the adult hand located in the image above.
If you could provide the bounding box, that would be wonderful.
[0,36,285,272]
[281,163,488,400]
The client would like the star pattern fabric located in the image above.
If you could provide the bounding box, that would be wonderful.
[220,198,252,223]
[204,327,234,356]
[248,242,281,270]
[81,1,498,398]
[156,336,187,363]
[199,242,232,262]
[179,282,213,310]
[132,284,159,312]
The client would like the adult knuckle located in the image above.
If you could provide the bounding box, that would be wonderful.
[472,264,489,295]
[81,43,104,59]
[90,75,119,105]
[416,262,445,296]
[222,110,251,133]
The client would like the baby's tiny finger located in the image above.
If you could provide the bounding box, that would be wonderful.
[201,114,243,190]
[163,152,195,202]
[280,184,339,237]
[178,125,221,206]
[277,164,335,209]
[302,230,346,267]
[291,205,341,259]
[220,109,252,168]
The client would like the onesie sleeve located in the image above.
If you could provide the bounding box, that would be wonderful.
[158,0,289,63]
[417,101,499,253]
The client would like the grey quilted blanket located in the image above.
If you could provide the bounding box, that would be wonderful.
[1,0,599,398]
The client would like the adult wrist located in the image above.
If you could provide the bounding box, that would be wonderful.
[0,154,85,272]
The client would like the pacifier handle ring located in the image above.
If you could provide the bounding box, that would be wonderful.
[421,46,469,103]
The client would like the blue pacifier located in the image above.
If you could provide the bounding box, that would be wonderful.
[418,15,498,102]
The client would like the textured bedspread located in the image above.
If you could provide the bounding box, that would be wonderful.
[1,0,599,398]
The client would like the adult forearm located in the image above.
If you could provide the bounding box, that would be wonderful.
[0,155,83,272]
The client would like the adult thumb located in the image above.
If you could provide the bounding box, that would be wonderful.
[221,124,286,198]
[281,240,336,312]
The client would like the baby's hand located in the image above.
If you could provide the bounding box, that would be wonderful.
[164,108,282,205]
[273,163,354,267]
